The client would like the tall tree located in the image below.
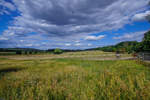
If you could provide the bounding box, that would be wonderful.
[136,31,150,52]
[142,31,150,51]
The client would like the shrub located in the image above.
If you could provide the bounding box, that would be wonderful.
[16,51,22,55]
[54,48,63,54]
[29,51,33,54]
[25,51,28,55]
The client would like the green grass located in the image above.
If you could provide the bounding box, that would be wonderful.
[0,58,150,100]
[0,52,16,56]
[0,50,132,61]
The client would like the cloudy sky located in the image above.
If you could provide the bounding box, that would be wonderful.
[0,0,150,49]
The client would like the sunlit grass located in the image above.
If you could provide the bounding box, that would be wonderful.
[0,58,150,100]
[0,51,132,61]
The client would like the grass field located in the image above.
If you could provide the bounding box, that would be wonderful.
[0,56,150,100]
[0,51,132,60]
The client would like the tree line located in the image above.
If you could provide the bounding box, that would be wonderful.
[95,30,150,53]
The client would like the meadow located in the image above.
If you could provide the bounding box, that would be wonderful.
[0,52,150,100]
[0,51,132,60]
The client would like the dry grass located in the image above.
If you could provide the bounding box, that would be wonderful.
[0,51,132,60]
[0,57,150,100]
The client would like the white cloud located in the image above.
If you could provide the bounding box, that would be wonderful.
[20,40,24,42]
[8,32,15,36]
[42,42,47,45]
[0,0,150,49]
[75,41,80,43]
[0,37,9,40]
[113,30,147,41]
[65,43,71,46]
[88,43,92,46]
[85,35,105,41]
[2,0,149,38]
[75,43,82,46]
[25,44,33,47]
[132,11,150,21]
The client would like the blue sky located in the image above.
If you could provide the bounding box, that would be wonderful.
[0,0,150,49]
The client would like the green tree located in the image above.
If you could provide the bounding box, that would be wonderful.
[54,48,63,54]
[25,51,28,55]
[16,51,22,55]
[138,1,150,52]
[29,51,33,54]
[135,31,150,52]
[142,31,150,51]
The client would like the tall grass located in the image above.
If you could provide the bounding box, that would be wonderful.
[0,58,150,100]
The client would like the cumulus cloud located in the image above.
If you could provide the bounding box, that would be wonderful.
[132,11,150,21]
[2,0,149,38]
[113,30,147,41]
[0,0,150,49]
[85,35,105,41]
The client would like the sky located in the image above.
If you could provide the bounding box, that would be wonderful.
[0,0,150,50]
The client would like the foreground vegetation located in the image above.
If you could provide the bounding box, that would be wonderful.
[0,57,150,100]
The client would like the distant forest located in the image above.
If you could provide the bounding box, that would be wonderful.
[94,30,150,53]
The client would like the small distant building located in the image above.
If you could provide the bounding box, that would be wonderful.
[138,52,150,61]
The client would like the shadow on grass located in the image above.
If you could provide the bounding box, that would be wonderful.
[0,67,25,78]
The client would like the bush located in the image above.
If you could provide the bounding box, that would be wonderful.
[54,48,63,54]
[34,51,38,54]
[25,51,28,55]
[16,51,22,55]
[29,51,33,54]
